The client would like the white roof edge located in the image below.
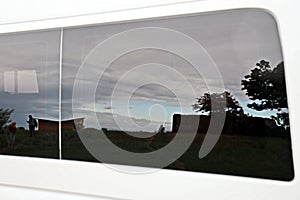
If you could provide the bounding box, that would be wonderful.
[0,0,201,25]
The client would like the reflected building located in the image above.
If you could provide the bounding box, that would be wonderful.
[38,118,85,132]
[172,114,287,136]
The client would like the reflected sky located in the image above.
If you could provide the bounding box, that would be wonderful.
[0,30,60,128]
[0,10,284,132]
[62,9,284,131]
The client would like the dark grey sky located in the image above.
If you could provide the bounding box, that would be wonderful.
[0,30,60,128]
[62,9,283,131]
[0,9,284,131]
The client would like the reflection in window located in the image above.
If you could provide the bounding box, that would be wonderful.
[0,30,60,159]
[0,9,294,181]
[62,9,294,181]
[2,70,39,94]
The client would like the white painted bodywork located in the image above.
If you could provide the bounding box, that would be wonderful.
[0,0,299,199]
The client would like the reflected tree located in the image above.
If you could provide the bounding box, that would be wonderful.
[192,91,244,117]
[241,60,289,128]
[0,108,14,133]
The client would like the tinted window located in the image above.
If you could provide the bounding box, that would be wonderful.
[62,9,294,180]
[0,9,294,181]
[0,30,60,159]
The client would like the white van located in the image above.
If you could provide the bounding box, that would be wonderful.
[0,0,299,199]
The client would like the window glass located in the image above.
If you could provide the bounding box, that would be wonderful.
[57,9,293,180]
[0,8,293,181]
[0,30,60,159]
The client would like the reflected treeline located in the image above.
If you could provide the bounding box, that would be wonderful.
[190,60,290,136]
[0,108,14,134]
[242,60,289,129]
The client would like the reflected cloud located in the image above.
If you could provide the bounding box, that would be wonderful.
[103,106,115,110]
[62,9,284,132]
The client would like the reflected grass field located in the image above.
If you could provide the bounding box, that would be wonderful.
[62,129,294,181]
[0,130,58,159]
[0,129,293,181]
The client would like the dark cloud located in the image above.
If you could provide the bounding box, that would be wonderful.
[62,10,283,131]
[103,106,115,110]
